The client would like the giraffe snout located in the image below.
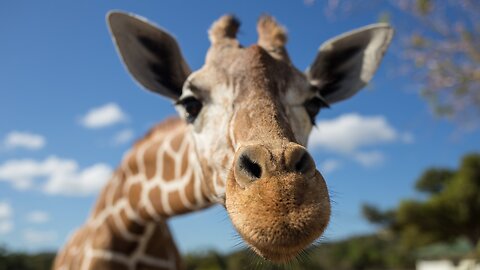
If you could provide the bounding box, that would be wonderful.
[234,143,316,188]
[226,142,330,263]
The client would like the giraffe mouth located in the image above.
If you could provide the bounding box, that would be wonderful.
[252,246,307,263]
[242,231,320,263]
[225,166,331,263]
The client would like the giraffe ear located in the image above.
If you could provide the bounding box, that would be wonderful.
[107,11,191,100]
[306,23,393,105]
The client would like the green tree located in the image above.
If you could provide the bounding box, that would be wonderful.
[0,247,55,270]
[415,168,455,194]
[322,0,480,128]
[363,153,480,249]
[362,204,395,227]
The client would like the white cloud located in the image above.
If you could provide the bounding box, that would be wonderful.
[0,202,13,234]
[43,163,112,196]
[113,129,134,145]
[23,229,57,244]
[0,220,13,234]
[0,156,112,196]
[13,178,33,190]
[309,113,413,168]
[80,103,127,129]
[400,132,415,144]
[309,113,398,153]
[0,202,12,220]
[320,159,341,174]
[26,211,49,224]
[3,131,45,150]
[352,151,385,167]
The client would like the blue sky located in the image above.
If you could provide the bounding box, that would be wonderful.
[0,1,479,254]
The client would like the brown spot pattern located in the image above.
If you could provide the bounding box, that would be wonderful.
[168,191,184,214]
[112,180,125,204]
[148,187,164,217]
[170,132,183,152]
[162,153,176,181]
[128,182,142,210]
[92,223,112,249]
[127,154,140,176]
[184,176,196,206]
[119,208,145,236]
[144,141,161,180]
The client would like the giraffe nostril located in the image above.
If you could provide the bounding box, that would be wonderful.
[295,153,311,173]
[286,146,316,175]
[239,154,262,179]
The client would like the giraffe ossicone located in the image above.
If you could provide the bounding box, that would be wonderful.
[54,11,393,269]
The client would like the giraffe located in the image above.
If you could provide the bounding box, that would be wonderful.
[54,11,393,270]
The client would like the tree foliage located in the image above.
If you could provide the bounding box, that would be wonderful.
[0,247,55,270]
[401,0,480,126]
[362,204,395,226]
[414,168,455,194]
[323,0,480,127]
[363,153,480,250]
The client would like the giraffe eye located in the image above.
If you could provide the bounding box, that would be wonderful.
[304,97,329,125]
[176,96,203,123]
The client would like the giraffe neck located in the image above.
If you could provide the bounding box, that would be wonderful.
[84,118,214,256]
[54,118,221,269]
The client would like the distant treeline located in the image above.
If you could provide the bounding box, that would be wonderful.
[0,234,416,270]
[0,247,55,270]
[183,234,416,270]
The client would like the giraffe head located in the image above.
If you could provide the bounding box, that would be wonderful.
[108,12,393,262]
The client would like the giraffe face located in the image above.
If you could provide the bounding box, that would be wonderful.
[175,45,321,200]
[109,12,393,262]
[191,44,331,262]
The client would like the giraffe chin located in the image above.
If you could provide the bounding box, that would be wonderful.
[244,232,321,263]
[250,243,310,263]
[225,170,331,263]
